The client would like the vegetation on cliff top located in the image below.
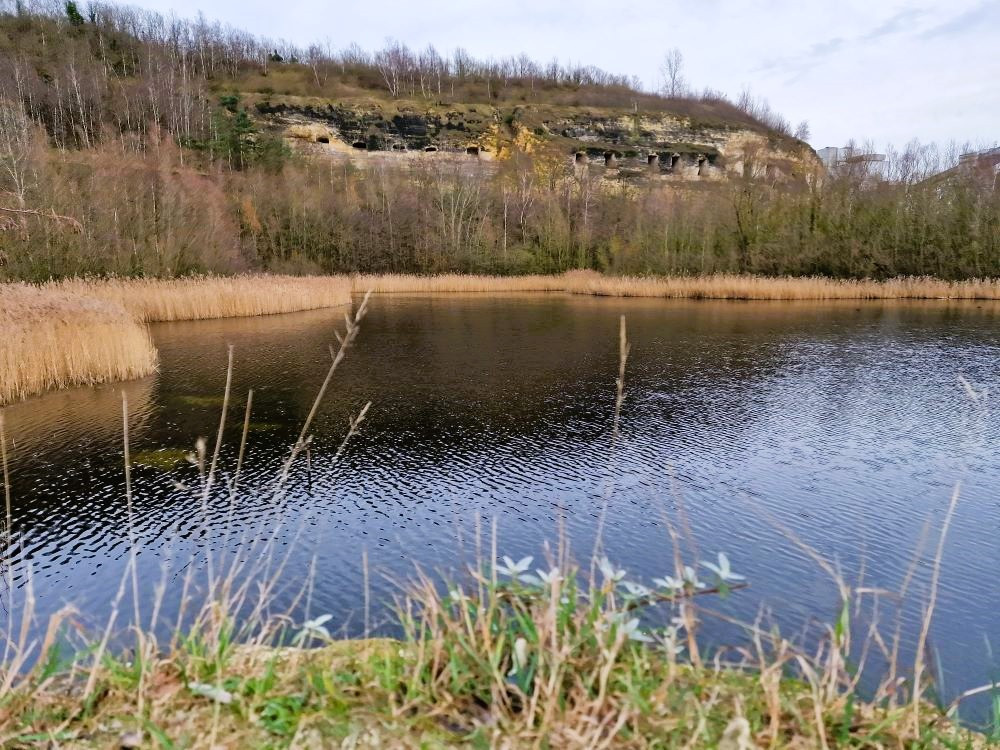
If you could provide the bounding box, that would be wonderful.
[0,0,794,149]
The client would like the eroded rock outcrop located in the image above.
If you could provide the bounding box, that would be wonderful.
[252,96,818,182]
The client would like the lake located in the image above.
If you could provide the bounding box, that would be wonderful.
[3,293,999,715]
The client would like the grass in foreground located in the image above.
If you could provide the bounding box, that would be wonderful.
[0,555,989,749]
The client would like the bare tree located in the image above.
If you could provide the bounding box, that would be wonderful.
[659,48,686,97]
[0,97,35,234]
[374,40,413,98]
[794,120,811,141]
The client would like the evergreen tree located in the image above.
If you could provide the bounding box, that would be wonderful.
[64,1,85,26]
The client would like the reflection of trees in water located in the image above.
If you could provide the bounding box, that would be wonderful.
[3,374,157,472]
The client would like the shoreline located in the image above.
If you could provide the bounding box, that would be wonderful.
[8,270,1000,405]
[4,590,989,748]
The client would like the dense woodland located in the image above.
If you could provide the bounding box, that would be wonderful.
[1,1,998,281]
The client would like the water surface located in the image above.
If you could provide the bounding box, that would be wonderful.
[4,294,1000,715]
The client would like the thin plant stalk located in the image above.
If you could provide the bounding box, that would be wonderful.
[912,482,961,728]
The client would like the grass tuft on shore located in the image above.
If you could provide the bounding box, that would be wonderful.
[0,557,988,748]
[0,284,157,406]
[0,275,353,404]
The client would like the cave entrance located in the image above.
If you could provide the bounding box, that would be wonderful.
[316,136,330,144]
[424,145,438,152]
[647,154,657,165]
[697,156,706,176]
[391,143,406,151]
[604,151,617,167]
[352,141,367,150]
[466,145,480,156]
[670,154,680,170]
[575,152,586,164]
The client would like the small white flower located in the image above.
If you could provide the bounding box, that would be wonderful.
[683,566,708,590]
[621,580,652,598]
[621,618,654,643]
[448,586,465,602]
[507,636,530,676]
[189,682,233,704]
[294,613,332,644]
[497,555,534,577]
[597,556,626,583]
[662,635,686,656]
[700,552,745,583]
[537,568,563,585]
[652,575,683,592]
[518,573,543,586]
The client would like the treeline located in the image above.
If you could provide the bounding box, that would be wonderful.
[0,0,787,155]
[2,126,997,281]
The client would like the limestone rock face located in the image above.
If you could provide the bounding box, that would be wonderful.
[253,96,819,182]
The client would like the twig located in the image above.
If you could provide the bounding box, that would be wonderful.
[0,206,83,232]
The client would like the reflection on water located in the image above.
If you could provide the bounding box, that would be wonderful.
[4,294,1000,713]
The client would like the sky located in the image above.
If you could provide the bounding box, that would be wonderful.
[135,0,999,151]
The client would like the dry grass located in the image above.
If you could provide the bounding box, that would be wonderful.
[353,271,1000,300]
[0,285,157,406]
[566,273,1000,300]
[53,275,353,323]
[351,273,570,294]
[9,269,1000,406]
[1,275,353,404]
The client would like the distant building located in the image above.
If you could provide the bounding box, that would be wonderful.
[917,144,999,189]
[950,146,1000,188]
[959,145,1000,164]
[816,146,886,169]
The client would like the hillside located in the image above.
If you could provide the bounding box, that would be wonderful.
[0,1,815,181]
[1,1,995,284]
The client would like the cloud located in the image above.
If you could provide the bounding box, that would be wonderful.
[859,7,926,41]
[918,1,998,40]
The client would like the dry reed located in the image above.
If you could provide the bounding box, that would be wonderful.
[353,271,1000,300]
[53,274,353,322]
[1,275,353,404]
[9,270,1000,406]
[0,284,157,405]
[351,273,569,294]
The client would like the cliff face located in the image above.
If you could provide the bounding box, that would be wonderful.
[252,96,819,182]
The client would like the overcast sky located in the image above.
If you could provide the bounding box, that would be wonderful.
[137,0,999,150]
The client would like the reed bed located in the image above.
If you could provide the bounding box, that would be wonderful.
[566,273,1000,300]
[9,270,1000,406]
[1,275,352,404]
[353,271,1000,300]
[0,285,157,405]
[351,272,571,294]
[53,274,353,323]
